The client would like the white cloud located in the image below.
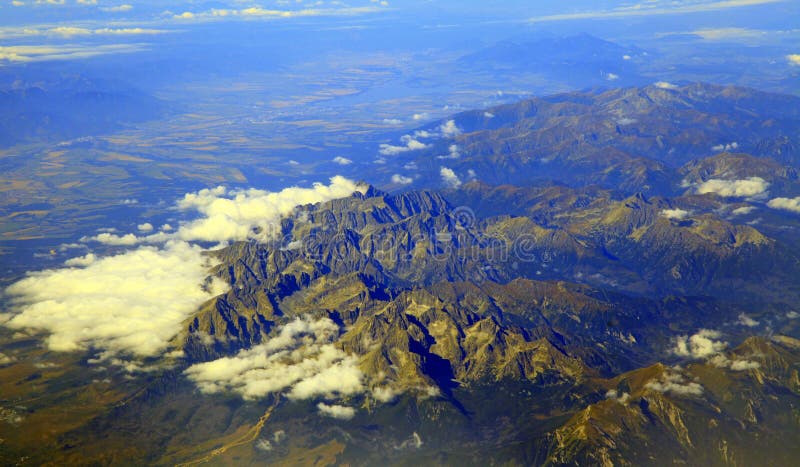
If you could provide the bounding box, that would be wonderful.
[317,402,356,420]
[371,385,401,402]
[645,372,703,396]
[0,26,167,39]
[605,389,631,404]
[168,176,365,244]
[172,6,383,22]
[383,118,403,125]
[184,316,364,401]
[622,54,632,60]
[439,120,462,137]
[440,167,462,189]
[787,311,799,319]
[436,144,460,160]
[64,253,96,267]
[528,0,783,23]
[605,72,620,81]
[85,232,140,246]
[2,177,363,370]
[661,208,690,220]
[2,241,227,358]
[767,196,800,214]
[391,174,413,185]
[101,4,133,12]
[731,206,755,216]
[787,54,800,66]
[412,113,429,121]
[672,329,727,359]
[0,44,147,63]
[137,222,154,232]
[736,313,760,327]
[696,177,769,197]
[709,354,761,371]
[712,141,738,152]
[691,27,764,40]
[654,81,679,90]
[483,112,495,118]
[379,135,429,156]
[730,359,761,371]
[255,439,273,451]
[332,156,352,165]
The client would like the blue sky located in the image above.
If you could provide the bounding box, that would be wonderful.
[1,0,797,66]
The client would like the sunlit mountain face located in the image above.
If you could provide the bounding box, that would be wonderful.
[1,1,800,465]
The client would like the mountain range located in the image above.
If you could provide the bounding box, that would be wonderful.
[2,83,800,465]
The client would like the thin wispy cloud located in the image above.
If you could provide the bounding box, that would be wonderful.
[171,5,385,23]
[0,26,169,39]
[528,0,784,23]
[0,43,148,63]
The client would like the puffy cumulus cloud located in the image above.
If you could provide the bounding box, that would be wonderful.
[736,313,759,327]
[605,72,620,81]
[64,252,96,267]
[437,144,460,160]
[371,385,401,403]
[412,113,429,121]
[483,112,495,119]
[137,222,154,232]
[712,141,738,152]
[605,389,631,404]
[2,177,363,370]
[2,241,228,358]
[84,232,139,245]
[332,156,352,165]
[391,174,413,185]
[379,135,429,156]
[731,206,755,216]
[661,208,690,220]
[696,177,769,198]
[317,402,356,420]
[439,120,462,137]
[171,176,365,243]
[787,54,800,66]
[672,329,728,359]
[654,81,679,90]
[439,167,461,189]
[730,359,761,371]
[709,354,761,371]
[645,372,703,397]
[184,316,364,401]
[767,196,800,214]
